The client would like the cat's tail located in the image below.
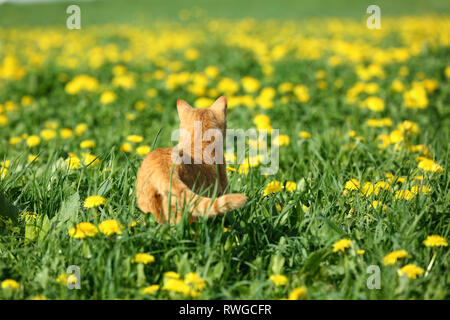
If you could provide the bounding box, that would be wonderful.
[158,175,246,221]
[190,193,247,218]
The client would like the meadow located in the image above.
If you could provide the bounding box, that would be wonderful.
[0,2,449,300]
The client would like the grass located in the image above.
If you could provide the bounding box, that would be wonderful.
[0,3,449,300]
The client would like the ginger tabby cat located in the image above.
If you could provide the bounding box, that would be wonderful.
[136,96,247,223]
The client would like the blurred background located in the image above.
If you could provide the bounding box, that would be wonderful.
[0,0,449,26]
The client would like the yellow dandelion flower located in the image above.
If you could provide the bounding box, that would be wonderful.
[285,181,297,192]
[68,222,98,239]
[288,286,307,300]
[345,179,360,191]
[80,140,95,149]
[417,158,444,174]
[65,155,81,170]
[398,264,424,279]
[40,129,57,140]
[269,274,288,287]
[332,238,352,253]
[56,273,77,285]
[99,219,123,236]
[60,128,73,139]
[423,235,448,247]
[164,271,181,279]
[132,253,155,264]
[273,134,290,146]
[163,278,191,296]
[298,131,311,139]
[84,195,106,208]
[126,135,143,143]
[82,153,100,167]
[141,284,159,295]
[100,91,117,105]
[185,272,206,291]
[26,135,41,147]
[120,142,132,153]
[371,201,386,212]
[383,249,411,265]
[136,145,151,155]
[75,123,88,136]
[263,181,283,196]
[9,136,21,145]
[1,279,19,290]
[394,189,415,200]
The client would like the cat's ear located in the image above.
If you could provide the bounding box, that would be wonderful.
[210,96,227,122]
[177,99,193,118]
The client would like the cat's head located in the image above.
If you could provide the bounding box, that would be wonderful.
[177,96,227,140]
[176,96,227,159]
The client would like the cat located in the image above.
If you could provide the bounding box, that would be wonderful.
[136,96,247,224]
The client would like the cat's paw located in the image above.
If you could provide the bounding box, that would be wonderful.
[227,193,247,210]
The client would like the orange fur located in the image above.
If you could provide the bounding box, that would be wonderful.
[136,96,247,224]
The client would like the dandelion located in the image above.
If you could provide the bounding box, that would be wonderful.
[293,85,309,102]
[9,136,21,145]
[285,181,297,192]
[84,195,106,208]
[273,134,290,146]
[40,129,56,140]
[75,123,88,136]
[60,128,73,139]
[164,271,181,279]
[423,235,447,277]
[185,48,199,60]
[398,264,424,279]
[344,179,360,191]
[100,91,117,105]
[410,185,431,195]
[363,96,385,112]
[163,278,191,296]
[269,274,288,287]
[120,142,132,152]
[1,279,19,290]
[65,155,81,170]
[126,135,143,143]
[132,253,155,264]
[82,153,100,167]
[80,140,95,149]
[141,284,159,295]
[370,201,386,212]
[68,222,98,239]
[332,239,352,253]
[136,145,151,155]
[357,250,365,255]
[423,235,447,247]
[32,295,47,300]
[204,66,219,78]
[133,100,147,111]
[26,135,41,147]
[383,250,411,265]
[185,272,206,291]
[394,189,414,200]
[56,273,77,285]
[417,158,444,174]
[278,82,293,93]
[298,131,311,139]
[241,76,260,93]
[263,181,283,196]
[194,97,214,108]
[99,219,123,236]
[288,286,307,300]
